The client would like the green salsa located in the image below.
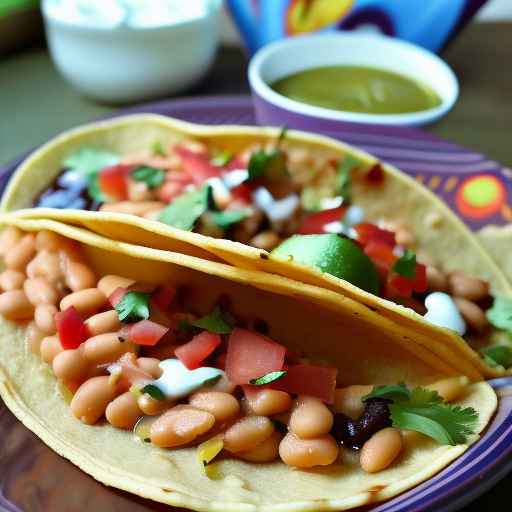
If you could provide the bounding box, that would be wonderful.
[271,66,442,115]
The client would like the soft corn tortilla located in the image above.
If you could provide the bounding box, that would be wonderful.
[2,114,510,379]
[0,215,496,512]
[478,225,512,284]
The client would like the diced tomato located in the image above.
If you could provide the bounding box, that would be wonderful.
[364,241,397,277]
[109,287,127,307]
[152,284,176,311]
[230,183,253,204]
[175,146,221,185]
[354,223,395,247]
[386,273,414,298]
[175,331,222,370]
[98,164,131,200]
[130,320,169,346]
[225,328,286,384]
[118,353,153,386]
[215,352,227,370]
[298,207,347,235]
[55,306,88,349]
[413,262,428,293]
[272,364,338,404]
[226,156,245,170]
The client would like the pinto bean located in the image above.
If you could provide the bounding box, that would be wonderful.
[34,304,58,334]
[237,431,282,463]
[26,250,62,283]
[83,332,135,365]
[24,278,59,306]
[245,389,292,416]
[0,269,25,291]
[52,348,90,385]
[26,322,45,355]
[0,290,34,320]
[150,405,215,448]
[70,376,121,425]
[5,234,36,270]
[426,266,449,292]
[65,261,97,292]
[106,392,142,429]
[60,288,106,317]
[333,385,373,419]
[426,376,469,402]
[40,335,63,365]
[0,226,23,256]
[289,396,333,439]
[454,297,488,333]
[85,310,122,337]
[136,357,162,379]
[449,272,490,302]
[189,391,240,422]
[223,416,274,454]
[137,394,172,416]
[97,275,135,298]
[35,230,68,252]
[360,427,403,473]
[279,432,339,468]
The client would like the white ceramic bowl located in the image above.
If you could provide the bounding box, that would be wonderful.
[42,0,222,104]
[249,33,459,127]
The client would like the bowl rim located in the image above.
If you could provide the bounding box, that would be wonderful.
[248,33,459,126]
[41,0,222,33]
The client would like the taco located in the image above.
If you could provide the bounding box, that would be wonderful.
[2,114,510,376]
[0,215,496,511]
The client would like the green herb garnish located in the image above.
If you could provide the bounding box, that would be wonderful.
[211,150,233,167]
[159,185,214,230]
[364,384,478,445]
[131,166,165,189]
[64,148,119,176]
[486,297,512,332]
[481,345,512,368]
[87,174,106,203]
[337,155,359,201]
[115,291,151,322]
[142,384,166,401]
[152,141,166,156]
[392,249,417,278]
[249,371,288,386]
[190,306,233,334]
[247,126,288,181]
[210,209,252,230]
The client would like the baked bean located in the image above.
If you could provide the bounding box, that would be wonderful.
[400,429,428,446]
[245,389,292,416]
[137,357,163,378]
[85,310,121,337]
[35,304,58,334]
[150,405,215,448]
[97,275,135,298]
[279,432,339,468]
[24,278,59,306]
[249,231,281,251]
[454,297,488,333]
[26,250,62,283]
[106,392,142,429]
[189,391,240,422]
[426,376,469,402]
[65,261,96,292]
[223,416,274,454]
[40,335,63,365]
[70,376,121,425]
[60,288,106,317]
[83,332,135,365]
[196,374,236,395]
[333,385,373,419]
[0,290,34,320]
[26,322,45,355]
[100,201,165,217]
[360,427,403,473]
[289,395,333,439]
[137,393,172,416]
[449,271,489,302]
[395,227,415,247]
[53,348,90,384]
[426,266,449,292]
[35,230,67,251]
[0,226,23,256]
[0,269,25,291]
[237,431,282,463]
[5,234,36,270]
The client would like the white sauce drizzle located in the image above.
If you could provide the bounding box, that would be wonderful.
[424,292,466,335]
[253,187,300,223]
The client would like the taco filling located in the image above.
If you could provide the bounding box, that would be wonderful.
[0,226,482,476]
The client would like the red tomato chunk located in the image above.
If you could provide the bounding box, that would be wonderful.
[109,287,127,307]
[130,320,168,346]
[99,164,131,200]
[56,306,88,349]
[175,331,222,370]
[298,207,347,235]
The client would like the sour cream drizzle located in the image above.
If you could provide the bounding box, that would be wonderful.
[424,292,466,336]
[151,358,225,400]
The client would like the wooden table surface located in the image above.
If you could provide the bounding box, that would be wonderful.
[0,20,511,512]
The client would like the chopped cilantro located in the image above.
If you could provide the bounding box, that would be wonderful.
[211,150,233,167]
[486,297,512,332]
[142,384,166,401]
[247,127,289,182]
[190,306,233,334]
[480,345,512,368]
[64,149,119,176]
[115,291,151,322]
[392,249,417,279]
[337,155,359,201]
[364,383,478,445]
[131,166,165,189]
[250,370,287,386]
[87,174,106,203]
[210,209,251,230]
[159,185,213,231]
[152,141,166,156]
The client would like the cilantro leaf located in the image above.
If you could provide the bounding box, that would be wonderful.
[480,345,512,368]
[486,297,512,332]
[211,150,233,167]
[363,383,410,402]
[210,209,251,230]
[115,291,151,323]
[131,166,165,189]
[142,384,166,400]
[87,174,106,203]
[64,149,119,176]
[392,249,417,279]
[250,371,288,386]
[190,307,233,334]
[152,141,166,156]
[159,185,213,231]
[337,155,359,200]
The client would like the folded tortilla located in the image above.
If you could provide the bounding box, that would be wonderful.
[0,215,496,511]
[2,114,509,378]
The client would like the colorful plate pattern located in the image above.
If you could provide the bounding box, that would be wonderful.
[0,95,511,512]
